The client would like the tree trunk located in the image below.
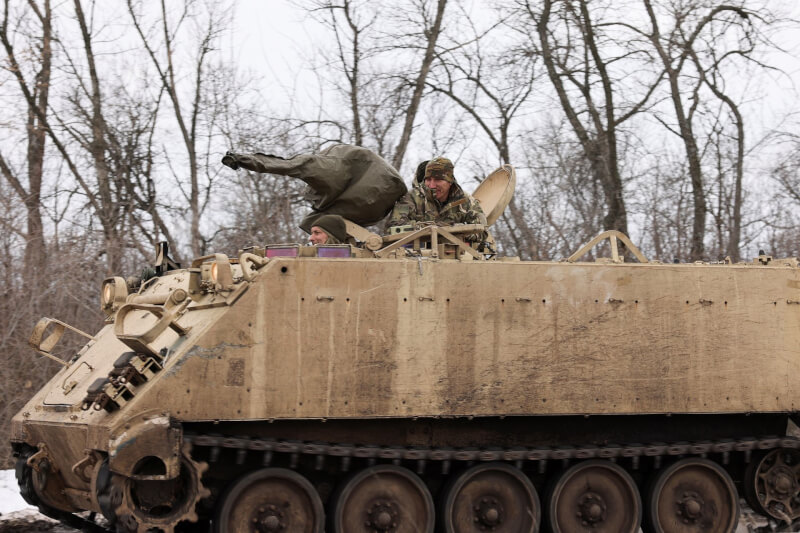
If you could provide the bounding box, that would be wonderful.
[537,0,629,237]
[727,105,744,261]
[0,0,51,286]
[75,0,123,272]
[643,0,707,261]
[391,0,447,171]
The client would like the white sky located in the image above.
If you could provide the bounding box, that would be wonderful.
[227,0,800,144]
[230,0,322,112]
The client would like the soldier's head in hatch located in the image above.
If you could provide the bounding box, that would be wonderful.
[309,214,347,245]
[424,157,455,203]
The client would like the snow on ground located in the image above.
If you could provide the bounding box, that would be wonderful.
[0,470,35,516]
[0,470,74,531]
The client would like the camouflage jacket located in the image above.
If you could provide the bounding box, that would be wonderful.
[385,183,487,236]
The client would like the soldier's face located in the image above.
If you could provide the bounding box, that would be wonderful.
[309,226,328,245]
[425,176,451,202]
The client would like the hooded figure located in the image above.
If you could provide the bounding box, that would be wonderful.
[309,214,348,245]
[413,159,430,186]
[385,157,487,238]
[222,144,407,233]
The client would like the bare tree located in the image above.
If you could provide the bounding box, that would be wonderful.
[682,6,777,261]
[636,156,694,261]
[642,0,758,260]
[300,0,456,171]
[704,110,743,261]
[512,124,609,260]
[2,0,161,274]
[389,0,448,171]
[774,133,800,208]
[57,0,167,271]
[770,130,800,257]
[304,0,375,148]
[518,0,665,241]
[0,0,51,286]
[128,0,233,257]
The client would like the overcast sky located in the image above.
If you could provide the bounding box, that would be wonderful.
[225,1,800,169]
[229,0,320,111]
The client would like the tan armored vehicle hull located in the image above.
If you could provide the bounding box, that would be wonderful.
[67,259,795,421]
[11,243,800,532]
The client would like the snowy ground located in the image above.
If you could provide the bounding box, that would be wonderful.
[0,470,70,532]
[0,469,35,515]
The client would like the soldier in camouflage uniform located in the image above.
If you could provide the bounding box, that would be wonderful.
[386,157,487,240]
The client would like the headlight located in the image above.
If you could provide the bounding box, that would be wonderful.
[208,259,233,289]
[102,282,114,305]
[210,262,219,284]
[101,277,128,313]
[197,255,233,291]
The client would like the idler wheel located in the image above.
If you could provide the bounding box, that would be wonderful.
[646,457,738,533]
[744,448,800,524]
[333,464,434,533]
[15,447,66,520]
[442,462,540,532]
[548,459,641,533]
[214,468,324,533]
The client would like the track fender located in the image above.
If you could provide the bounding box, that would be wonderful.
[108,411,182,480]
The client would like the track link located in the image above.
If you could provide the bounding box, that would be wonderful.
[17,433,800,532]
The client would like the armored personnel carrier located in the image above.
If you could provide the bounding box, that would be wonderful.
[10,164,800,533]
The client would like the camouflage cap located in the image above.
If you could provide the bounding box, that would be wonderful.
[312,214,348,242]
[424,157,455,183]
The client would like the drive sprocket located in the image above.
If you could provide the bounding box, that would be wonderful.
[113,443,210,533]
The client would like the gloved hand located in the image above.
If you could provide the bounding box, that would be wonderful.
[221,151,240,170]
[139,267,157,283]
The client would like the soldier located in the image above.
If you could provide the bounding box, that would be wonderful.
[385,157,487,240]
[309,214,348,245]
